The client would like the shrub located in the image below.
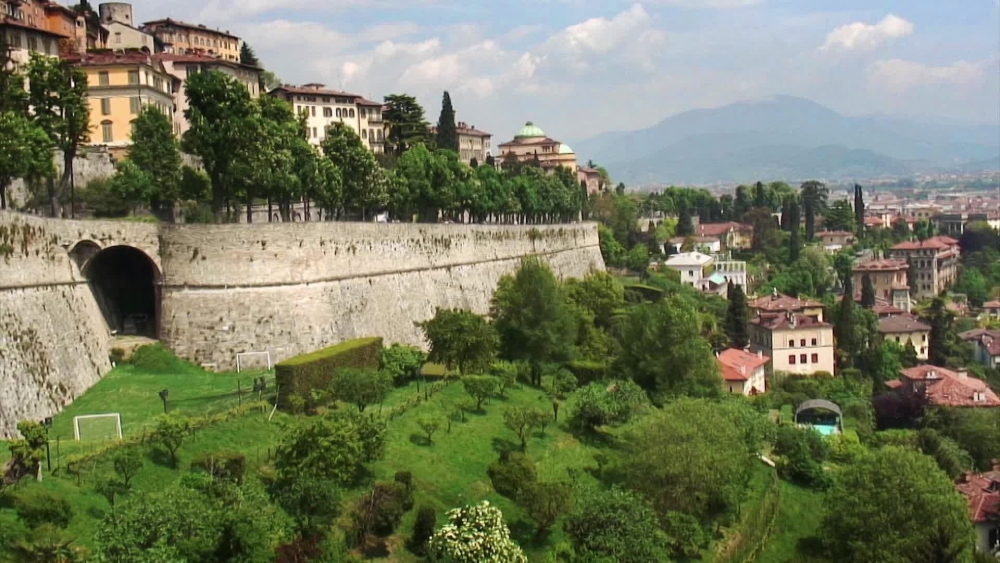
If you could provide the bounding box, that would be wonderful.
[394,471,413,491]
[517,481,571,535]
[109,348,126,365]
[487,452,536,499]
[563,487,670,563]
[381,344,426,386]
[773,425,829,487]
[14,489,73,529]
[427,501,527,563]
[152,414,188,467]
[329,367,392,413]
[409,506,436,555]
[572,379,648,429]
[275,337,383,409]
[662,511,708,559]
[129,344,199,375]
[549,369,578,399]
[462,375,499,410]
[272,475,341,535]
[191,451,247,484]
[490,361,519,397]
[111,448,144,487]
[349,481,413,544]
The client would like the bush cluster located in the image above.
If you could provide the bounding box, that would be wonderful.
[275,337,383,409]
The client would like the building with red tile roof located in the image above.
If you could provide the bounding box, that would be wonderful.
[956,464,1000,553]
[960,329,1000,370]
[818,230,855,247]
[749,311,835,375]
[983,300,1000,319]
[268,84,388,153]
[429,121,492,166]
[717,348,769,395]
[749,291,825,321]
[853,258,911,312]
[878,315,930,360]
[697,222,752,249]
[885,365,1000,408]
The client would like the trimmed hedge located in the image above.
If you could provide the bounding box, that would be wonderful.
[623,283,664,303]
[275,337,383,408]
[565,360,608,385]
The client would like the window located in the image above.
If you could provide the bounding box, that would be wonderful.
[896,336,901,343]
[336,108,342,118]
[800,339,806,347]
[360,108,367,118]
[129,97,141,114]
[323,107,332,117]
[811,338,817,346]
[128,70,139,84]
[789,340,795,348]
[101,121,113,143]
[114,32,121,44]
[98,71,109,86]
[789,355,796,365]
[362,129,367,139]
[922,334,927,342]
[312,127,317,138]
[811,353,819,364]
[377,129,383,140]
[100,98,111,115]
[349,109,355,118]
[369,129,375,140]
[310,106,315,117]
[800,354,807,364]
[27,35,37,51]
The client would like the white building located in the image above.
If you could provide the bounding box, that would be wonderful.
[665,252,714,289]
[717,348,769,396]
[268,84,386,153]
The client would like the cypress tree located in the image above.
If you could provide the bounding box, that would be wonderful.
[240,43,261,67]
[861,273,876,309]
[927,298,954,367]
[725,283,750,349]
[435,91,458,152]
[788,200,801,262]
[753,181,767,209]
[836,276,857,368]
[676,207,694,237]
[854,184,865,239]
[901,340,919,368]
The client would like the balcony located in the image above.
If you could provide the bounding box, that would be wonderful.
[367,115,384,124]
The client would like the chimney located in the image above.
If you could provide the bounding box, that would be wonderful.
[957,369,968,379]
[758,350,763,359]
[740,365,745,375]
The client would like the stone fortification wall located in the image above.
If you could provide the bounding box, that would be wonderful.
[0,212,160,438]
[0,212,603,437]
[160,222,604,368]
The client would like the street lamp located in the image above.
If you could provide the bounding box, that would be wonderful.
[158,389,169,414]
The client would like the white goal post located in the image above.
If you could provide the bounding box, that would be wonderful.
[236,351,272,372]
[73,413,122,441]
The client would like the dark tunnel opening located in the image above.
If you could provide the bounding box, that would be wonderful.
[82,245,160,338]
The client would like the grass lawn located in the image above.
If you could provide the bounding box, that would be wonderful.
[755,479,825,563]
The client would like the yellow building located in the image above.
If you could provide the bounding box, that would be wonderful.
[750,312,836,376]
[878,315,930,361]
[498,122,577,171]
[142,18,241,62]
[68,51,179,153]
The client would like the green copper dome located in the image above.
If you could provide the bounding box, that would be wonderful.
[558,143,575,155]
[515,121,546,139]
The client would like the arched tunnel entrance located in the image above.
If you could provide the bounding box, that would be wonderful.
[80,245,160,338]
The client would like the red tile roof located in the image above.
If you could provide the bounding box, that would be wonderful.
[956,469,1000,523]
[498,137,559,147]
[984,300,1000,309]
[853,259,909,272]
[751,313,831,332]
[63,51,159,67]
[142,18,240,39]
[878,315,930,334]
[153,53,259,71]
[819,230,853,237]
[872,302,907,317]
[717,348,769,382]
[270,84,363,98]
[750,293,823,313]
[892,236,960,251]
[895,365,1000,407]
[864,216,884,227]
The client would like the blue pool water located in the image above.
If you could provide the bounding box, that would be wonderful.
[812,424,838,436]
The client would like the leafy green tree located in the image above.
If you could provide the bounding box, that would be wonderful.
[0,111,52,210]
[733,185,751,222]
[892,218,911,242]
[384,93,429,155]
[435,91,458,152]
[109,160,154,212]
[183,70,257,221]
[274,417,365,485]
[491,258,577,386]
[409,506,436,555]
[381,344,426,386]
[487,451,537,499]
[787,198,801,261]
[518,481,571,536]
[725,282,750,349]
[417,417,441,445]
[823,200,857,233]
[82,177,129,218]
[676,206,694,237]
[613,398,751,523]
[901,340,920,368]
[330,367,392,412]
[26,53,89,217]
[0,38,28,114]
[924,408,1000,471]
[616,297,722,399]
[914,219,934,241]
[95,477,130,508]
[128,106,182,212]
[321,121,384,219]
[152,415,188,467]
[14,489,73,528]
[462,375,498,411]
[747,206,781,257]
[7,421,49,482]
[563,487,670,563]
[663,511,709,559]
[419,308,498,375]
[954,267,989,307]
[571,379,648,429]
[772,425,828,487]
[111,448,143,487]
[800,180,828,241]
[427,501,527,563]
[503,406,551,450]
[9,523,82,562]
[861,273,876,309]
[822,447,973,563]
[861,340,905,389]
[239,42,260,66]
[272,474,340,536]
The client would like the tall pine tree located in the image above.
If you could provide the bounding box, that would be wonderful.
[927,298,955,367]
[860,273,876,309]
[435,91,458,152]
[800,180,828,242]
[240,43,261,67]
[676,206,694,237]
[788,199,801,262]
[725,283,749,349]
[854,183,865,239]
[754,181,767,209]
[836,276,857,368]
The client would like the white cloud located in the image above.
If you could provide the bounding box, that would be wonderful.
[866,58,987,91]
[549,3,652,57]
[356,22,420,43]
[820,14,913,52]
[645,0,761,8]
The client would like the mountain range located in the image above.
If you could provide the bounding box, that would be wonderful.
[571,96,1000,186]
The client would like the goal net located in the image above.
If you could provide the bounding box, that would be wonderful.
[236,351,272,373]
[73,413,123,442]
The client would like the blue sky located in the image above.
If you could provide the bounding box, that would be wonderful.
[127,0,1000,143]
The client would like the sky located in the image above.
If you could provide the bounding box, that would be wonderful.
[126,0,1000,144]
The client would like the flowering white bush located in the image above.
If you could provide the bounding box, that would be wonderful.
[427,500,528,563]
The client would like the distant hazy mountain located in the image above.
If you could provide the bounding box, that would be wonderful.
[572,96,1000,186]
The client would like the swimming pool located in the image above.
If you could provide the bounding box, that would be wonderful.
[812,424,838,436]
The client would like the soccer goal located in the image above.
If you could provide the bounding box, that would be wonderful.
[73,413,122,442]
[236,351,272,373]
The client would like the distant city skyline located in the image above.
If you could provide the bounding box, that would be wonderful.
[117,1,999,142]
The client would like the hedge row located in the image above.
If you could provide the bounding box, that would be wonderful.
[275,337,383,408]
[565,360,608,385]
